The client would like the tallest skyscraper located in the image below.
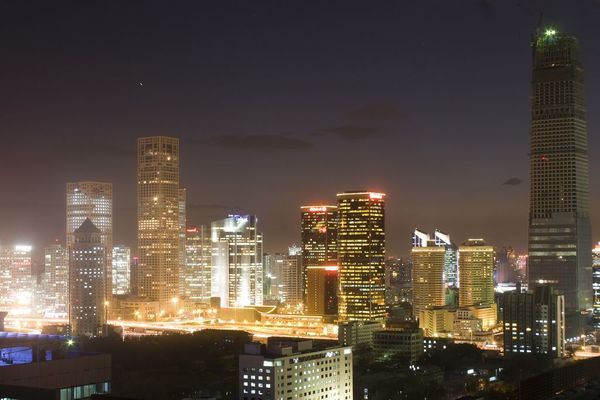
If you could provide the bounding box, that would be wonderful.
[528,27,592,311]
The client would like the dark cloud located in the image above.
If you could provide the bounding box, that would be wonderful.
[346,103,405,122]
[503,177,523,186]
[198,134,313,151]
[319,125,385,141]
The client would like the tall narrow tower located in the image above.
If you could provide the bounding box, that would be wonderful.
[528,28,592,311]
[337,191,386,321]
[137,136,180,305]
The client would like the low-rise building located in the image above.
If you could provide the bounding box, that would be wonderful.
[0,332,111,400]
[372,326,424,362]
[239,338,352,400]
[338,320,382,349]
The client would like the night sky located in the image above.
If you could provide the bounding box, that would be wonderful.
[2,1,600,258]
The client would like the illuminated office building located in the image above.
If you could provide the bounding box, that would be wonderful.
[264,253,285,301]
[300,205,337,303]
[211,215,263,307]
[43,244,68,315]
[528,28,592,311]
[69,218,107,337]
[593,243,600,327]
[66,181,112,298]
[280,250,303,307]
[178,188,187,296]
[411,233,446,319]
[434,230,458,288]
[459,239,494,307]
[300,206,337,267]
[306,265,338,316]
[184,226,212,302]
[0,245,33,309]
[112,246,131,295]
[137,136,180,305]
[337,191,385,321]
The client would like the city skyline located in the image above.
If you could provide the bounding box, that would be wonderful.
[3,2,600,257]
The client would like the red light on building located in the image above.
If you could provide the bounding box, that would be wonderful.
[186,227,198,233]
[309,206,328,212]
[369,192,384,200]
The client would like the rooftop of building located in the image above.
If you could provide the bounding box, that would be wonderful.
[244,337,345,358]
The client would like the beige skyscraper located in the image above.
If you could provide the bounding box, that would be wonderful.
[458,239,494,307]
[137,136,180,305]
[66,181,113,297]
[411,239,446,319]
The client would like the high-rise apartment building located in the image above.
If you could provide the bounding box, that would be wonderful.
[66,182,112,297]
[112,246,131,295]
[459,239,494,307]
[183,226,212,303]
[411,234,446,319]
[43,244,68,315]
[502,285,565,357]
[69,219,107,337]
[239,338,353,400]
[137,136,180,305]
[528,28,592,311]
[337,191,385,321]
[211,215,263,307]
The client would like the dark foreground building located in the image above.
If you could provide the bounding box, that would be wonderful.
[0,332,111,400]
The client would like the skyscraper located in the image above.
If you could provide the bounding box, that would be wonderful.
[300,206,338,268]
[592,243,600,327]
[411,236,446,319]
[0,245,33,310]
[306,265,338,316]
[434,230,458,288]
[112,246,131,295]
[280,249,303,307]
[178,188,187,297]
[137,136,180,305]
[528,27,592,311]
[183,226,212,303]
[211,215,263,307]
[66,182,112,297]
[337,191,385,321]
[264,253,285,301]
[69,218,107,337]
[44,244,68,315]
[458,239,494,307]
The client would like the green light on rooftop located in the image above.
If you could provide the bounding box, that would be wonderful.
[544,29,557,37]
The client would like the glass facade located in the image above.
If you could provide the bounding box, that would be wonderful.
[211,215,263,307]
[337,191,385,321]
[137,136,180,304]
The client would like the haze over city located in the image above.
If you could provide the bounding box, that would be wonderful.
[3,1,600,256]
